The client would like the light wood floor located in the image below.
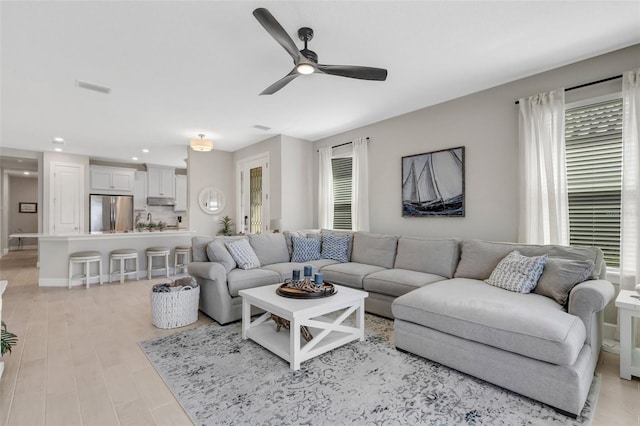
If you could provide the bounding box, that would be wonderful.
[1,250,639,426]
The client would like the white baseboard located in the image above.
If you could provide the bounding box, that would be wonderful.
[603,322,616,341]
[39,269,179,287]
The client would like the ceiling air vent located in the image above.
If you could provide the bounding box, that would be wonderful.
[253,125,271,131]
[76,80,111,94]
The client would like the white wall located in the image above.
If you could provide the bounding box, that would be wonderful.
[188,149,234,236]
[281,135,313,230]
[312,44,640,243]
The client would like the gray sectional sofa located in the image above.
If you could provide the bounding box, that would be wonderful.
[187,230,614,417]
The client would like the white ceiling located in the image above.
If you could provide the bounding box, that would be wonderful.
[2,1,639,168]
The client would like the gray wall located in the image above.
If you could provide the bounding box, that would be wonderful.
[188,149,234,236]
[281,135,313,230]
[312,44,640,243]
[8,176,38,246]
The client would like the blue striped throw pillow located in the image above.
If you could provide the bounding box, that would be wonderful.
[225,238,261,270]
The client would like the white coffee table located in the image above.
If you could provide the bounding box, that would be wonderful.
[239,283,368,370]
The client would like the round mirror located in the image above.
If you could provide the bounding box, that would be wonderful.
[198,186,226,214]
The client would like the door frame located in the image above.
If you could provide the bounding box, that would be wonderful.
[235,152,270,234]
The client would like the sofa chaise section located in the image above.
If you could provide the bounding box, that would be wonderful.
[392,239,615,416]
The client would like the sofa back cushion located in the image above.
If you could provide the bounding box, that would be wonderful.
[394,236,460,278]
[248,233,290,266]
[192,236,215,262]
[454,239,605,280]
[283,230,321,258]
[351,232,398,269]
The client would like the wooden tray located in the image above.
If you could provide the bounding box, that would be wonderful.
[276,282,337,299]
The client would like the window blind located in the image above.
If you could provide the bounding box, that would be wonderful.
[565,98,623,267]
[332,157,353,230]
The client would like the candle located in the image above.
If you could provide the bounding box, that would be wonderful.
[304,265,312,277]
[314,273,323,286]
[292,269,301,281]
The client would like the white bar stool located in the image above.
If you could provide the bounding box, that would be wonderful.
[146,246,170,280]
[109,249,139,283]
[68,251,103,289]
[174,245,191,275]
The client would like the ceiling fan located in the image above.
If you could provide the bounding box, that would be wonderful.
[253,8,388,95]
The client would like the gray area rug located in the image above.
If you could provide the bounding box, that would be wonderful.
[140,315,599,425]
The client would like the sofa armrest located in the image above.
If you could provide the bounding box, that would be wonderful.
[188,261,227,283]
[568,279,615,346]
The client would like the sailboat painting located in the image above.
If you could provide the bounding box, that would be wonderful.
[402,147,465,217]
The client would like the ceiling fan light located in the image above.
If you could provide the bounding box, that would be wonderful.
[297,63,315,75]
[190,134,213,152]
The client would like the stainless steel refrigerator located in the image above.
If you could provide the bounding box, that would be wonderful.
[90,194,134,233]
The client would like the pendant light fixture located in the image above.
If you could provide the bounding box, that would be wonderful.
[190,134,213,152]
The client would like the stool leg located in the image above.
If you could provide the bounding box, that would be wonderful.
[109,257,113,283]
[120,257,125,284]
[99,259,103,285]
[68,260,73,289]
[174,253,178,275]
[85,260,90,289]
[165,253,169,278]
[135,255,139,281]
[147,255,152,280]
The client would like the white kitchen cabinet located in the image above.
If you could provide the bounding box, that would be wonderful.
[134,171,148,210]
[174,174,187,212]
[147,165,175,198]
[90,166,135,194]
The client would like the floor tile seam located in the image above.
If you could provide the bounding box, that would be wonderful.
[149,400,194,426]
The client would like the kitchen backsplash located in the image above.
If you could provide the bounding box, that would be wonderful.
[135,205,189,228]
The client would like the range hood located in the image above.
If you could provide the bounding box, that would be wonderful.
[147,197,176,206]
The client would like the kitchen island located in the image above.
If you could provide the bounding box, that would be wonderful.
[38,230,195,287]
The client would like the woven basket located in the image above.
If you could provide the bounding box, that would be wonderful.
[151,277,200,329]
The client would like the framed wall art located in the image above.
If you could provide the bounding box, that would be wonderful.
[402,146,465,217]
[19,202,37,213]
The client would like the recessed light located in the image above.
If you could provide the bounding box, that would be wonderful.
[142,149,149,153]
[51,138,65,145]
[54,148,63,152]
[53,137,64,142]
[132,157,139,161]
[23,171,30,175]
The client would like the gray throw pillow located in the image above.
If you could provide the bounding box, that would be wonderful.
[485,250,547,293]
[206,241,236,273]
[534,258,595,305]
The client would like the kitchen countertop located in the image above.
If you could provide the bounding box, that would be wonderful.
[35,229,194,241]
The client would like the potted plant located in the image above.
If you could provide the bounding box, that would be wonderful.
[135,221,147,232]
[1,321,18,356]
[147,221,157,232]
[218,215,234,236]
[157,221,167,231]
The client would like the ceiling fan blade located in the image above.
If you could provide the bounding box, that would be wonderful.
[253,8,302,63]
[260,68,299,95]
[316,64,388,81]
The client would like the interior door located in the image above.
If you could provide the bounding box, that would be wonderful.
[51,162,83,234]
[239,156,269,234]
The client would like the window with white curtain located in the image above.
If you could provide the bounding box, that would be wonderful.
[331,156,353,230]
[565,96,623,267]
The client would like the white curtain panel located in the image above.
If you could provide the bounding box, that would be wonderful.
[318,146,334,229]
[352,137,370,232]
[620,68,640,291]
[518,89,569,245]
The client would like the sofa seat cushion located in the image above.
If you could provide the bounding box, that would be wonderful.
[227,268,281,297]
[321,262,386,289]
[262,260,339,280]
[392,278,586,365]
[364,269,446,298]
